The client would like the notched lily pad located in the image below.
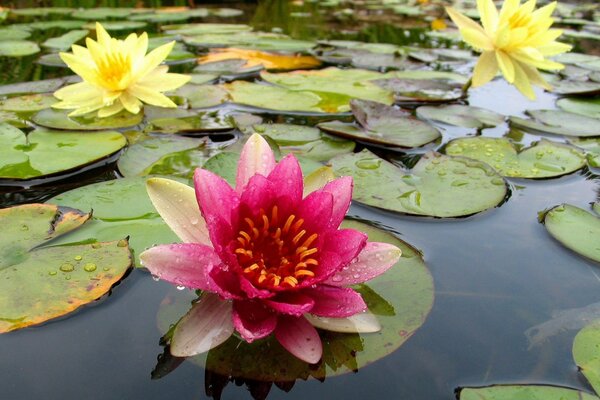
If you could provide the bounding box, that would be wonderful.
[0,204,132,333]
[510,110,600,137]
[445,137,586,179]
[32,108,143,131]
[0,123,127,181]
[570,138,600,167]
[459,385,599,400]
[330,149,507,217]
[573,323,600,395]
[318,99,440,148]
[541,203,600,263]
[416,104,505,129]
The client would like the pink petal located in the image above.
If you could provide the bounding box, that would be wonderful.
[209,265,244,300]
[232,300,277,342]
[239,173,275,216]
[140,243,220,290]
[274,316,322,364]
[236,133,276,193]
[303,285,367,318]
[264,292,315,316]
[194,168,239,227]
[170,293,234,357]
[324,242,402,286]
[305,250,341,285]
[239,278,274,299]
[296,190,333,234]
[313,229,367,280]
[305,311,381,333]
[321,176,353,229]
[267,154,303,206]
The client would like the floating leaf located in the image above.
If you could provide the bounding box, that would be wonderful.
[82,21,147,32]
[330,149,507,217]
[570,138,600,167]
[0,123,126,181]
[459,386,598,400]
[319,100,440,148]
[162,23,252,36]
[0,93,56,112]
[184,31,314,52]
[550,79,600,96]
[0,203,132,333]
[157,219,433,381]
[46,177,182,264]
[574,323,600,395]
[445,137,586,179]
[542,203,600,263]
[198,48,321,71]
[42,30,89,51]
[72,8,133,20]
[0,28,31,41]
[372,78,464,102]
[416,104,505,129]
[193,58,262,77]
[510,110,600,137]
[173,84,230,109]
[0,77,70,96]
[32,108,143,131]
[0,40,40,57]
[225,81,323,113]
[557,97,600,119]
[145,112,233,133]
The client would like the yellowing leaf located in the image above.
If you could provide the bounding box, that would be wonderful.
[198,48,321,71]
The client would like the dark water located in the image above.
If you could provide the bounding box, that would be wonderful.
[2,2,600,399]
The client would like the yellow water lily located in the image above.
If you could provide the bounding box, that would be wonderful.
[53,22,190,118]
[446,0,571,99]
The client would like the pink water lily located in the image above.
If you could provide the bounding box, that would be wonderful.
[140,134,401,364]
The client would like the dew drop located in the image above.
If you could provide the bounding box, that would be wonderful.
[48,270,57,276]
[103,267,110,272]
[20,224,29,231]
[83,263,97,272]
[152,275,160,282]
[355,158,381,170]
[117,239,128,247]
[91,243,101,249]
[491,177,505,186]
[176,285,186,291]
[60,263,74,272]
[74,255,83,261]
[65,275,71,280]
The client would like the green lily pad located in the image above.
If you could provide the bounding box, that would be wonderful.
[318,100,440,148]
[37,53,67,68]
[372,78,464,102]
[157,219,433,381]
[510,110,600,137]
[225,81,323,113]
[0,93,57,112]
[211,8,244,18]
[117,135,209,177]
[0,203,132,333]
[573,323,600,395]
[0,123,126,181]
[173,84,230,109]
[0,77,70,96]
[193,59,263,77]
[459,386,598,400]
[330,149,507,217]
[550,79,600,95]
[46,177,182,264]
[82,21,147,32]
[72,8,133,20]
[129,12,190,23]
[146,112,234,133]
[19,20,86,32]
[32,108,143,131]
[251,123,355,162]
[260,67,394,105]
[416,104,505,129]
[445,137,586,179]
[570,138,600,167]
[162,23,252,36]
[42,30,89,51]
[10,7,74,17]
[557,97,600,119]
[183,31,314,52]
[0,28,31,41]
[0,40,40,57]
[542,203,600,263]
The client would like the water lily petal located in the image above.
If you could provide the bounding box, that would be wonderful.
[119,91,142,114]
[128,84,178,107]
[274,316,322,364]
[54,81,100,102]
[320,228,367,271]
[304,286,366,318]
[321,176,353,229]
[95,22,112,48]
[170,293,234,357]
[59,52,102,87]
[140,243,220,290]
[496,50,515,83]
[135,40,175,80]
[472,51,498,87]
[512,60,536,100]
[239,174,275,217]
[305,311,381,333]
[236,133,276,193]
[445,7,486,34]
[137,67,191,92]
[194,168,239,227]
[297,190,333,234]
[267,154,303,206]
[96,101,124,118]
[461,27,494,51]
[264,292,315,316]
[209,264,245,300]
[232,300,277,342]
[477,0,499,35]
[324,242,402,286]
[146,177,211,245]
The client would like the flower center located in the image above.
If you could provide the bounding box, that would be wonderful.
[234,205,319,289]
[96,49,132,91]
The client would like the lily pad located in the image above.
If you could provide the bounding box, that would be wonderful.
[46,177,182,264]
[157,219,433,381]
[72,8,133,20]
[556,97,600,119]
[42,30,89,51]
[0,40,40,57]
[0,203,132,333]
[459,386,598,400]
[162,23,252,36]
[372,78,464,102]
[416,104,505,129]
[0,28,31,41]
[445,137,586,179]
[0,93,57,112]
[542,203,600,263]
[184,31,314,52]
[173,84,230,109]
[32,108,143,131]
[510,110,600,137]
[550,79,600,96]
[573,323,600,395]
[224,81,323,113]
[198,48,321,71]
[146,113,234,133]
[82,21,147,32]
[0,77,70,96]
[570,138,600,167]
[193,59,263,77]
[318,100,440,148]
[0,123,126,181]
[330,149,507,217]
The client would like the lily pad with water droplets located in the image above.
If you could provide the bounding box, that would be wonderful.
[541,203,600,263]
[0,123,126,181]
[445,137,586,179]
[156,219,433,381]
[318,100,440,148]
[0,203,132,333]
[573,323,600,395]
[46,177,182,265]
[570,138,600,168]
[510,110,600,137]
[32,108,143,131]
[416,104,505,129]
[330,149,507,217]
[459,386,599,400]
[0,93,56,112]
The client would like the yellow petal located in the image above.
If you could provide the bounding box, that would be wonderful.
[538,41,571,56]
[471,51,498,87]
[531,1,556,21]
[136,69,190,92]
[445,7,486,33]
[131,32,148,67]
[128,84,177,107]
[97,101,125,118]
[95,22,111,47]
[58,52,102,87]
[511,61,536,100]
[53,81,99,101]
[496,50,515,82]
[134,41,174,80]
[460,27,494,51]
[498,0,520,26]
[477,0,499,35]
[521,63,552,91]
[119,91,142,114]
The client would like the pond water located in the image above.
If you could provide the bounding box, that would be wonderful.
[1,1,600,399]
